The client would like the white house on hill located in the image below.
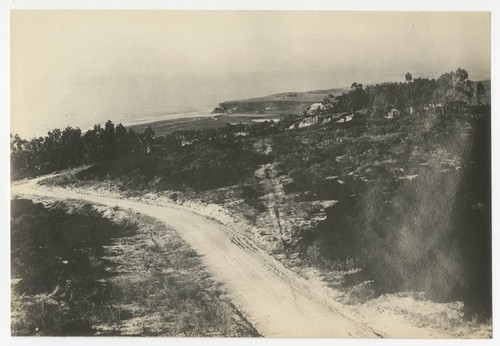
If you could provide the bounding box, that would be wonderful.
[304,103,325,116]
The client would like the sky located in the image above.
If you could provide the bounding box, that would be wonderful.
[11,11,491,137]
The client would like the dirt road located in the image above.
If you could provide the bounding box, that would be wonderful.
[12,177,382,338]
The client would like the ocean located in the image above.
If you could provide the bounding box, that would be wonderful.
[11,106,217,139]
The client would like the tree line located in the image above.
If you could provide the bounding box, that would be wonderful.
[322,68,487,115]
[11,121,155,180]
[11,118,277,190]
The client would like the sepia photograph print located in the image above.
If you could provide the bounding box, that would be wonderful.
[8,9,492,339]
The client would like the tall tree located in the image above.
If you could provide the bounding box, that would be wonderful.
[455,68,469,81]
[476,82,486,106]
[432,68,474,107]
[142,126,156,154]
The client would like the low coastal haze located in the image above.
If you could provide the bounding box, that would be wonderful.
[11,11,490,138]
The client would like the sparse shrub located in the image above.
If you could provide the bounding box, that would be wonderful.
[11,199,134,335]
[291,112,491,321]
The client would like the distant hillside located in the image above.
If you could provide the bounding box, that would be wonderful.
[212,88,349,115]
[212,78,490,116]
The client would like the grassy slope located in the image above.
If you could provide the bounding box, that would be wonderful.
[11,198,258,336]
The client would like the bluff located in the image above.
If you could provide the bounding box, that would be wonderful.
[212,88,348,115]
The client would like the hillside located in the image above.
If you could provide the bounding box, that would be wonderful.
[35,104,491,336]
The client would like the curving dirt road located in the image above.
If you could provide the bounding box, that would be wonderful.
[12,177,382,338]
